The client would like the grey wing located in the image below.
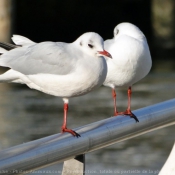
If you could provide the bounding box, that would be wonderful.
[0,42,75,75]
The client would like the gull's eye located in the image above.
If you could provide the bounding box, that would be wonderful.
[88,44,94,49]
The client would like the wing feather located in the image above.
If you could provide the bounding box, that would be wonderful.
[0,42,75,75]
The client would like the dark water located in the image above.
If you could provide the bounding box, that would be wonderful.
[0,62,175,175]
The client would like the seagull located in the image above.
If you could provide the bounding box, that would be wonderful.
[103,22,152,122]
[0,32,112,137]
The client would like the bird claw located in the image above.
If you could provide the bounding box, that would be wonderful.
[129,112,139,123]
[117,110,139,123]
[61,127,81,138]
[73,131,81,138]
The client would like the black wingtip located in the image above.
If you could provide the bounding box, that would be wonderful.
[0,42,20,50]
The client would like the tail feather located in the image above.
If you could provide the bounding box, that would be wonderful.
[12,35,35,46]
[0,34,35,54]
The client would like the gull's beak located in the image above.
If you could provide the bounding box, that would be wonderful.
[98,50,112,58]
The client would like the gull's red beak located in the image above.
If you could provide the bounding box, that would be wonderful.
[98,50,112,58]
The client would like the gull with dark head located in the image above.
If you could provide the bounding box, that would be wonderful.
[103,22,152,122]
[0,32,112,137]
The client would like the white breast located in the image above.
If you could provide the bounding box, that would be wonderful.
[103,35,152,88]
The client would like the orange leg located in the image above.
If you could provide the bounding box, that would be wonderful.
[61,103,81,137]
[126,86,132,114]
[118,86,139,122]
[112,88,119,116]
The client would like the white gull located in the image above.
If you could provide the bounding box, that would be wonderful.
[0,32,112,137]
[103,22,152,122]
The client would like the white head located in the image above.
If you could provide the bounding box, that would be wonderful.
[74,32,112,58]
[113,22,146,40]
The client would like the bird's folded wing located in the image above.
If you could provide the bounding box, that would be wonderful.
[0,42,76,75]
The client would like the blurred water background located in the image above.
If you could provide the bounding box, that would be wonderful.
[0,61,175,175]
[0,0,175,175]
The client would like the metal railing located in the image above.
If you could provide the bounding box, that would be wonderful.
[0,98,175,174]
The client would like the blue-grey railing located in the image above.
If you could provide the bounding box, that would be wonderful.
[0,99,175,175]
